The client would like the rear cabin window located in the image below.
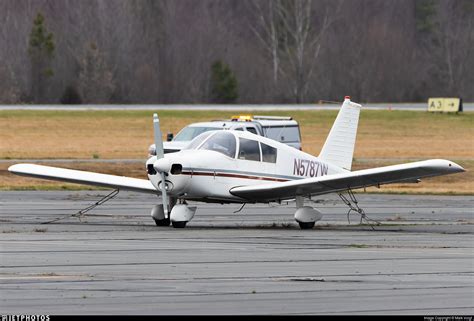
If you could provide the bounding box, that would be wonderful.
[261,143,277,163]
[238,138,260,161]
[263,126,300,143]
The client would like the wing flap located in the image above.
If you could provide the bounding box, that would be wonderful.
[230,159,464,201]
[8,163,157,194]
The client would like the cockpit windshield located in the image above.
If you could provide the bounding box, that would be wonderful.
[184,131,215,150]
[173,126,222,142]
[198,131,236,158]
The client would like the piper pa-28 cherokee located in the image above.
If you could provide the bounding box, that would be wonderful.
[8,97,465,229]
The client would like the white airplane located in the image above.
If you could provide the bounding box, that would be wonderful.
[8,97,465,229]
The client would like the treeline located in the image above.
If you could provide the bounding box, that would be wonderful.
[0,0,472,104]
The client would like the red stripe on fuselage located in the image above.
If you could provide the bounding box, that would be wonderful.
[181,171,289,182]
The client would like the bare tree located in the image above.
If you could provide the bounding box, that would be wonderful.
[249,1,281,84]
[0,0,473,104]
[431,1,474,96]
[250,0,341,103]
[77,42,115,103]
[0,65,21,103]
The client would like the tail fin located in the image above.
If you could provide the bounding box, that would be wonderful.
[318,96,361,171]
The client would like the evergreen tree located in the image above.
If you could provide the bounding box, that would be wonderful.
[210,60,238,103]
[28,13,55,102]
[78,42,115,103]
[415,0,437,33]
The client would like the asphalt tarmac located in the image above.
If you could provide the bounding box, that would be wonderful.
[0,191,473,315]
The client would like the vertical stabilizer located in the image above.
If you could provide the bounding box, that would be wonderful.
[318,97,361,170]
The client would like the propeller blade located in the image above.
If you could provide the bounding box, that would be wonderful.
[153,113,164,159]
[153,113,168,219]
[160,172,169,219]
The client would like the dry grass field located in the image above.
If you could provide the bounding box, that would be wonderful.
[1,109,472,194]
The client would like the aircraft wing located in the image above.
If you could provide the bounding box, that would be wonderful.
[230,159,465,202]
[8,164,157,194]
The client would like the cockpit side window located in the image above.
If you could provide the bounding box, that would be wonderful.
[238,138,261,161]
[261,142,277,163]
[198,131,236,158]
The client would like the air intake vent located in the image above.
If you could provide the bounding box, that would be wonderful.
[171,164,183,175]
[147,164,157,175]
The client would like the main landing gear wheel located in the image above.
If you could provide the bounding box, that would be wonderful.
[153,218,170,226]
[172,221,187,228]
[298,221,315,229]
[295,206,321,230]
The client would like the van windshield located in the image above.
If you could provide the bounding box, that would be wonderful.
[174,126,222,141]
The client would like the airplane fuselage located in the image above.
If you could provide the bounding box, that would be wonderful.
[146,131,347,203]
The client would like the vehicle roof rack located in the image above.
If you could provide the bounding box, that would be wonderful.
[253,115,293,120]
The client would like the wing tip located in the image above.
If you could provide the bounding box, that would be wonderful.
[426,159,465,173]
[8,163,26,173]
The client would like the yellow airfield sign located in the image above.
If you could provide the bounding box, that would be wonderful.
[428,98,462,112]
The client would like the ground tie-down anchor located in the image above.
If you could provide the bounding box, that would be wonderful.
[41,189,120,224]
[338,188,381,230]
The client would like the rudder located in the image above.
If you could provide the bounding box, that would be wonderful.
[318,96,361,171]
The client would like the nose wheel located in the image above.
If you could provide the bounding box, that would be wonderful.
[150,198,176,227]
[151,201,195,228]
[153,217,170,226]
